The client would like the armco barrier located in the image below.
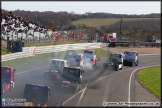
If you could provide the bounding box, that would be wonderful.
[1,43,102,62]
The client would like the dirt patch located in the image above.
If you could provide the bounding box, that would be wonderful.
[116,47,161,54]
[1,40,7,48]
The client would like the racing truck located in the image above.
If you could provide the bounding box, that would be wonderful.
[44,59,69,81]
[23,83,52,107]
[103,53,123,71]
[82,49,100,67]
[55,67,84,93]
[1,66,16,95]
[65,53,84,68]
[123,50,139,67]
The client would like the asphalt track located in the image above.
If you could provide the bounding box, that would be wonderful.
[2,49,161,107]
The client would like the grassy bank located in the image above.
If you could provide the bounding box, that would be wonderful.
[137,66,161,99]
[73,18,160,27]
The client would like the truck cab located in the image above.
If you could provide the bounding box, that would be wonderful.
[1,66,15,94]
[62,67,84,83]
[82,49,99,66]
[65,53,83,68]
[123,50,139,67]
[23,83,51,107]
[103,53,123,71]
[48,59,68,74]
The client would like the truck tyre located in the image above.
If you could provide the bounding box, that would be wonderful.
[115,65,118,71]
[120,66,122,70]
[131,62,134,67]
[1,84,4,94]
[94,61,97,66]
[136,60,139,66]
[10,82,13,91]
[123,61,126,66]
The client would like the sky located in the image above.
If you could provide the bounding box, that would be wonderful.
[1,1,161,15]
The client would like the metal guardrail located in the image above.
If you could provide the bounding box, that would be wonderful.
[1,43,102,62]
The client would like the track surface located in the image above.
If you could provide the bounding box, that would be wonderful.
[2,49,161,107]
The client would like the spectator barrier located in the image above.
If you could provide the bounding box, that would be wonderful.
[1,43,102,62]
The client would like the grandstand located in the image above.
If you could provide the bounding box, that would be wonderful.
[1,9,87,50]
[1,9,56,42]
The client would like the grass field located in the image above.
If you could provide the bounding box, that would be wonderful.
[73,18,160,27]
[137,66,161,99]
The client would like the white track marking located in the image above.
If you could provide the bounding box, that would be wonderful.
[15,65,49,75]
[128,65,160,107]
[62,68,101,106]
[62,88,85,105]
[77,68,101,106]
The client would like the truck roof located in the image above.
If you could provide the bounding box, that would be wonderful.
[51,59,67,61]
[64,67,82,69]
[1,66,15,69]
[110,53,123,55]
[124,50,137,53]
[25,83,50,88]
[1,66,13,68]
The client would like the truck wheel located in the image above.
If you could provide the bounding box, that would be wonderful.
[123,62,125,66]
[1,84,4,94]
[131,62,134,67]
[10,83,13,91]
[120,66,122,70]
[94,61,97,66]
[115,65,118,71]
[136,60,139,66]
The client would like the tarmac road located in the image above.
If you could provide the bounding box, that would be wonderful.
[63,55,161,107]
[1,56,108,106]
[2,52,161,107]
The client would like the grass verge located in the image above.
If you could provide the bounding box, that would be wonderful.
[1,47,8,55]
[2,48,110,73]
[1,40,87,55]
[137,66,161,99]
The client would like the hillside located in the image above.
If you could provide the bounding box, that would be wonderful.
[72,18,160,27]
[72,18,161,40]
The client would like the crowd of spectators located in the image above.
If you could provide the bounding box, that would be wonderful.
[1,9,49,39]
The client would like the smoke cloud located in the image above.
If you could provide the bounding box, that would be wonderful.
[82,58,93,71]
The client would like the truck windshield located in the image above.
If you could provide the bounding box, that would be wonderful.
[50,60,64,71]
[1,68,10,83]
[23,85,48,105]
[65,54,81,61]
[83,51,94,60]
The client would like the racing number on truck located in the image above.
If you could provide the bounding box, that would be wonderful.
[5,84,9,90]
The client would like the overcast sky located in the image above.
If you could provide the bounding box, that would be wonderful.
[1,1,161,15]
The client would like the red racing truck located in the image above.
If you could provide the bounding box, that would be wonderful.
[1,66,15,94]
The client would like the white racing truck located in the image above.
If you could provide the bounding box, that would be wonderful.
[103,53,123,71]
[123,50,139,67]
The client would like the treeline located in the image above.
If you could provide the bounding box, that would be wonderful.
[11,9,161,30]
[100,19,161,39]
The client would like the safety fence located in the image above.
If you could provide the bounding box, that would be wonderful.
[1,43,102,62]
